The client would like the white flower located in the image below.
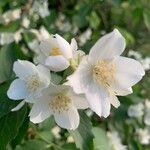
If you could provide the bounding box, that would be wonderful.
[32,0,50,18]
[144,99,150,125]
[30,26,50,41]
[7,60,50,110]
[136,128,150,145]
[78,28,92,46]
[38,34,80,72]
[0,29,22,45]
[29,85,88,130]
[0,33,14,45]
[128,103,144,118]
[141,57,150,71]
[1,8,21,24]
[68,29,145,118]
[22,17,30,28]
[51,126,61,139]
[128,50,142,60]
[107,131,127,150]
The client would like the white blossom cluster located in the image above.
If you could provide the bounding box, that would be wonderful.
[7,29,145,130]
[128,99,150,145]
[0,0,50,46]
[128,50,150,71]
[128,99,150,126]
[107,131,127,150]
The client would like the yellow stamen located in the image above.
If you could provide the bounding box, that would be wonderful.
[49,47,62,56]
[93,60,116,87]
[49,94,71,113]
[25,74,42,92]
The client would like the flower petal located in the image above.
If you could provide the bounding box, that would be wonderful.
[7,79,28,100]
[114,56,145,90]
[55,34,73,58]
[68,89,89,109]
[72,94,89,109]
[70,38,78,53]
[85,83,110,118]
[109,95,120,108]
[89,29,126,64]
[36,64,51,85]
[39,38,55,56]
[11,100,25,111]
[13,60,37,79]
[54,107,79,130]
[45,55,70,72]
[29,101,52,123]
[67,56,93,94]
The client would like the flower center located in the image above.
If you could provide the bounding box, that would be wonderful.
[25,74,42,92]
[49,94,71,113]
[93,60,116,87]
[49,47,63,56]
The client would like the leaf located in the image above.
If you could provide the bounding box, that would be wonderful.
[11,116,29,148]
[62,143,79,150]
[0,105,27,150]
[0,44,16,83]
[92,127,111,150]
[15,139,48,150]
[69,111,94,150]
[143,9,150,31]
[0,82,20,119]
[37,117,56,142]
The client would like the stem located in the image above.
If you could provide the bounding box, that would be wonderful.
[36,132,65,150]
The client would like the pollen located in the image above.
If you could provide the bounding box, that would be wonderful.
[49,94,71,113]
[25,74,42,92]
[49,47,63,56]
[93,60,116,87]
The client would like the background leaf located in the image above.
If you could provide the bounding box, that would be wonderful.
[0,105,27,150]
[69,111,94,150]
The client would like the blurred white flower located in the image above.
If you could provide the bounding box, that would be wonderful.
[0,29,23,45]
[55,14,72,32]
[128,50,150,71]
[107,131,127,150]
[30,26,50,41]
[78,28,92,46]
[22,17,30,28]
[38,34,83,72]
[14,29,23,43]
[67,135,74,143]
[51,126,61,139]
[136,128,150,145]
[29,85,88,130]
[128,103,144,118]
[128,50,142,60]
[144,99,150,126]
[141,57,150,71]
[0,33,14,45]
[68,29,145,118]
[0,8,21,24]
[32,0,50,18]
[7,60,50,110]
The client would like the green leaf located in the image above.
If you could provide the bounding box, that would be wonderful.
[0,105,27,150]
[0,44,16,83]
[11,116,29,148]
[69,111,94,150]
[0,82,20,119]
[15,139,48,150]
[62,143,79,150]
[143,9,150,31]
[37,117,55,142]
[92,127,111,150]
[87,11,101,29]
